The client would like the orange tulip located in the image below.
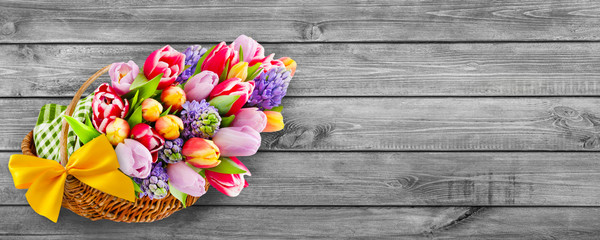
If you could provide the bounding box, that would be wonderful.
[141,98,163,122]
[279,57,296,77]
[182,138,221,168]
[263,111,284,132]
[155,115,184,140]
[161,86,186,111]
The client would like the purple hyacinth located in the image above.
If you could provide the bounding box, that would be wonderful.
[134,162,169,200]
[175,45,207,85]
[180,100,221,139]
[158,138,184,163]
[246,66,292,110]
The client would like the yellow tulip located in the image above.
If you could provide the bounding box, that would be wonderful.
[227,62,249,80]
[105,118,130,145]
[279,57,296,77]
[141,98,163,122]
[263,111,284,132]
[155,115,184,140]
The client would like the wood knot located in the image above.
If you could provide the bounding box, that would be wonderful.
[1,21,15,35]
[304,22,323,41]
[262,120,335,149]
[551,106,600,149]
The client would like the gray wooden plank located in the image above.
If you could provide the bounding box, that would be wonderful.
[3,97,600,151]
[3,151,600,206]
[4,43,600,97]
[1,1,600,43]
[1,206,599,239]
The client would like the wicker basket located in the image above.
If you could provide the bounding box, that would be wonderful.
[20,65,207,222]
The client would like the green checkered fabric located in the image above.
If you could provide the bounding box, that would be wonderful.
[33,94,93,162]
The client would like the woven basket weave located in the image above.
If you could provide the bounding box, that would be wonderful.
[20,65,207,222]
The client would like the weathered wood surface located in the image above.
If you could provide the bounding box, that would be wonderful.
[3,0,600,238]
[2,206,600,239]
[4,151,600,206]
[1,0,600,43]
[3,97,600,151]
[4,43,600,97]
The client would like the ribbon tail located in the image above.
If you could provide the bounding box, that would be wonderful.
[25,170,67,223]
[75,170,135,202]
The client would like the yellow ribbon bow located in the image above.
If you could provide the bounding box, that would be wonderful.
[8,135,135,222]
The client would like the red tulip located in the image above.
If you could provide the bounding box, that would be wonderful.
[91,83,129,133]
[205,157,251,197]
[209,78,254,115]
[130,123,165,162]
[201,42,239,78]
[144,45,186,90]
[248,53,285,73]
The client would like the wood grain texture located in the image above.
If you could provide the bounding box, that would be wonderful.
[1,206,600,239]
[4,43,600,97]
[1,0,600,43]
[3,151,600,206]
[3,97,600,151]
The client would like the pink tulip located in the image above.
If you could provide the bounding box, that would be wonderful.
[182,138,221,168]
[184,71,219,102]
[209,78,254,116]
[144,45,186,90]
[249,54,285,73]
[115,139,153,178]
[230,108,266,132]
[232,35,265,63]
[167,161,207,197]
[109,60,139,95]
[91,83,129,133]
[212,126,261,156]
[205,157,250,197]
[201,42,239,78]
[131,123,165,162]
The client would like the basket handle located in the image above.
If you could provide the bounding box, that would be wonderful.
[59,65,112,166]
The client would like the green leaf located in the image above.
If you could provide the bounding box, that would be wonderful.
[125,73,163,102]
[132,179,142,194]
[183,64,191,73]
[85,114,94,128]
[160,105,172,117]
[129,73,149,91]
[269,106,283,112]
[219,58,231,82]
[194,45,216,76]
[208,95,240,116]
[246,63,263,81]
[198,169,205,178]
[139,73,163,100]
[206,157,247,174]
[63,115,101,144]
[220,115,235,127]
[168,181,188,208]
[127,106,143,128]
[129,90,140,110]
[238,45,244,63]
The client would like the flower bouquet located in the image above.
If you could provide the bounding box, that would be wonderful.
[8,35,297,222]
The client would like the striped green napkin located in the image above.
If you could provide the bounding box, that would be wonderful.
[33,94,93,162]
